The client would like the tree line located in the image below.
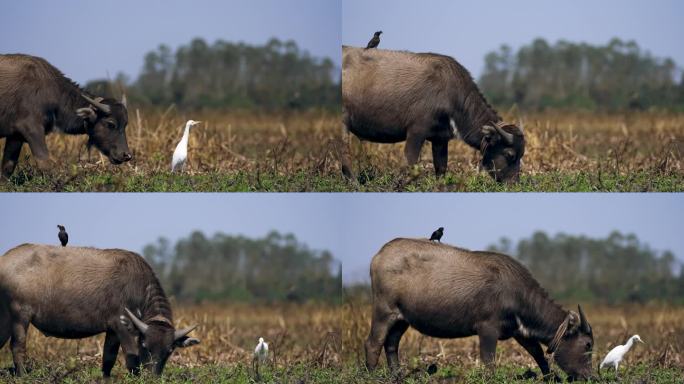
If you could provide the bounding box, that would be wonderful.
[487,231,682,304]
[142,230,341,304]
[86,37,340,111]
[479,38,684,111]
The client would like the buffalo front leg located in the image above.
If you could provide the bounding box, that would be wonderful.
[10,319,29,376]
[2,137,24,180]
[431,139,449,176]
[383,320,409,371]
[365,307,397,371]
[102,330,121,378]
[113,324,141,375]
[22,130,52,171]
[337,113,354,180]
[514,335,553,379]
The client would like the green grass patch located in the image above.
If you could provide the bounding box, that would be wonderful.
[0,362,342,384]
[1,168,681,192]
[340,362,684,383]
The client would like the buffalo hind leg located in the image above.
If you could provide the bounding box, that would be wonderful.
[404,132,425,167]
[102,330,121,378]
[10,319,29,376]
[384,320,409,371]
[514,335,554,380]
[477,325,500,371]
[1,137,23,180]
[431,139,449,176]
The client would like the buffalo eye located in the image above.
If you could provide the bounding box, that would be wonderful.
[106,121,116,129]
[585,342,592,350]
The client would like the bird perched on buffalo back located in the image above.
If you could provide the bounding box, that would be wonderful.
[57,225,68,246]
[430,227,443,242]
[365,31,382,49]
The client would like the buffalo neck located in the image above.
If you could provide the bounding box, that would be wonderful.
[452,81,501,151]
[56,81,92,135]
[517,288,569,346]
[140,278,173,323]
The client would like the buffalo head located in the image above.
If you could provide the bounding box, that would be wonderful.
[76,94,132,165]
[124,308,200,375]
[480,122,525,183]
[547,305,594,381]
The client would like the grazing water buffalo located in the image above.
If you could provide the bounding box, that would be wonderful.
[366,238,594,380]
[0,54,132,179]
[342,46,525,182]
[0,244,200,377]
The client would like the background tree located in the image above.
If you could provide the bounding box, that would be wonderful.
[142,230,342,304]
[89,37,340,111]
[479,38,684,110]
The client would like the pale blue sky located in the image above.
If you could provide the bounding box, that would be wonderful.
[343,0,684,79]
[0,0,341,84]
[337,193,683,283]
[0,194,344,267]
[0,194,680,285]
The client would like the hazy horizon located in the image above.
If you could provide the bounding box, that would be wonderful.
[0,194,681,286]
[1,0,341,84]
[343,0,684,79]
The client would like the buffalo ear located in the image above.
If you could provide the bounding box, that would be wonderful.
[76,107,97,123]
[482,125,497,143]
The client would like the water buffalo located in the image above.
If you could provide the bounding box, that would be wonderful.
[366,238,594,380]
[0,54,132,179]
[342,46,525,182]
[0,244,200,377]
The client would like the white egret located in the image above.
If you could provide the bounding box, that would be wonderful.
[600,334,644,375]
[171,120,201,172]
[253,337,269,379]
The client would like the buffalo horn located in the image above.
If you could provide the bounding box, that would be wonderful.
[174,324,198,341]
[124,307,148,335]
[494,121,514,144]
[82,94,112,114]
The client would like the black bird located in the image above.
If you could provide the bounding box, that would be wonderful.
[57,225,68,247]
[429,227,443,242]
[365,31,382,49]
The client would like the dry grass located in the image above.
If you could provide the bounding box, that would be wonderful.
[0,108,682,191]
[342,298,684,382]
[0,302,341,382]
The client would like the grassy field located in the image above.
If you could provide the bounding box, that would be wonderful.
[0,108,682,191]
[0,303,341,383]
[342,298,684,383]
